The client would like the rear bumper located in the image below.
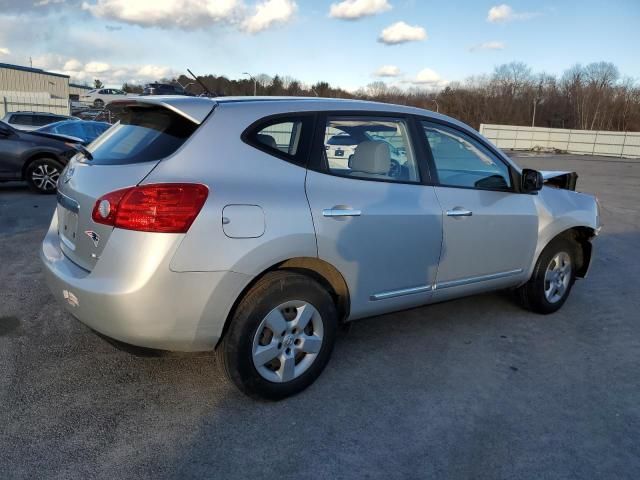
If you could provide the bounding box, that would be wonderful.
[40,214,251,351]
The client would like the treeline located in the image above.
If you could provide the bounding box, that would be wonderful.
[120,61,640,132]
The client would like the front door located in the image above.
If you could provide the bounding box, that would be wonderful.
[305,114,443,320]
[0,125,25,178]
[419,121,538,299]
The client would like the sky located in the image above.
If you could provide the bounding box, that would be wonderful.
[0,0,638,91]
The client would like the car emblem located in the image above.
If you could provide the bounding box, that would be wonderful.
[63,166,75,184]
[85,230,100,247]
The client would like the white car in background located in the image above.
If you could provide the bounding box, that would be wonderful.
[80,88,132,107]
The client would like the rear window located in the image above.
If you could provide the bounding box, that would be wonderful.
[87,105,198,165]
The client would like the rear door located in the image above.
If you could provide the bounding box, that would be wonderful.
[305,113,443,320]
[56,102,212,271]
[418,120,538,298]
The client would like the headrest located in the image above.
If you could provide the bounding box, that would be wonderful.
[350,141,391,174]
[257,133,278,150]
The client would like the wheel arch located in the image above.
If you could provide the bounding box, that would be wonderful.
[538,226,597,279]
[217,257,350,348]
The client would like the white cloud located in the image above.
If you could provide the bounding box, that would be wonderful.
[82,0,241,29]
[329,0,391,20]
[0,47,11,56]
[374,65,401,77]
[242,0,297,33]
[469,41,505,52]
[82,0,297,31]
[409,68,448,89]
[63,58,83,70]
[487,4,539,23]
[32,55,182,86]
[378,21,426,45]
[84,61,111,73]
[35,0,65,5]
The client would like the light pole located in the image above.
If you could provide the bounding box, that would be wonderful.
[243,72,257,96]
[532,80,544,127]
[532,97,543,127]
[432,97,439,113]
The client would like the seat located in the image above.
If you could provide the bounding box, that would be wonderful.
[348,140,391,179]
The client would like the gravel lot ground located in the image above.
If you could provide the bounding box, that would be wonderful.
[1,153,639,480]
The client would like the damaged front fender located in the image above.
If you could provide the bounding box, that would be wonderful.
[539,170,578,191]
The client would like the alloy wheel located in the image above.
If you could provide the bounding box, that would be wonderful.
[31,164,60,191]
[544,251,572,303]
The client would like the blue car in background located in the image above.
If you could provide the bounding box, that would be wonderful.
[37,119,110,145]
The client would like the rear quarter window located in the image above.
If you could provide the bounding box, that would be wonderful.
[87,105,198,165]
[243,114,315,166]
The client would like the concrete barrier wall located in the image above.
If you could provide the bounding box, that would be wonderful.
[479,124,640,159]
[1,94,70,117]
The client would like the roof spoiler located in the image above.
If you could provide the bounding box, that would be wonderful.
[108,97,217,124]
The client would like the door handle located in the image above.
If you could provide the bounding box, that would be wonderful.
[323,208,362,218]
[446,208,473,217]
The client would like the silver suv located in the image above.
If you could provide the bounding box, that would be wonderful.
[41,97,600,399]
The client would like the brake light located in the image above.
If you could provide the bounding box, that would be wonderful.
[91,183,208,233]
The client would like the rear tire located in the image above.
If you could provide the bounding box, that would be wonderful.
[25,158,63,194]
[517,237,577,314]
[217,271,338,400]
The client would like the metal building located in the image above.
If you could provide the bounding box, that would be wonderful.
[0,62,71,116]
[69,83,92,101]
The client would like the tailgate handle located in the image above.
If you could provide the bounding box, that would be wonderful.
[57,191,80,213]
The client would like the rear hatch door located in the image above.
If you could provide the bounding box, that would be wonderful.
[55,100,214,271]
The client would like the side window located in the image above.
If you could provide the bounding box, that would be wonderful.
[322,117,419,183]
[9,114,31,126]
[34,115,54,126]
[251,120,303,156]
[422,122,511,190]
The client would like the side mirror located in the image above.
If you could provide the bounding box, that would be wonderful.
[521,168,543,193]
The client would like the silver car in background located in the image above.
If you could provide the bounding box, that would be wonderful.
[41,96,600,399]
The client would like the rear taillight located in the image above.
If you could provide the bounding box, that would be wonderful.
[91,183,208,233]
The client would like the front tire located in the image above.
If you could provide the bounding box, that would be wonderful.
[517,237,577,314]
[217,271,338,400]
[25,158,63,194]
[93,99,104,108]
